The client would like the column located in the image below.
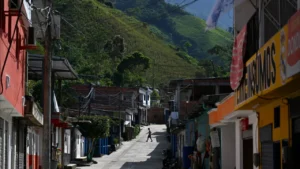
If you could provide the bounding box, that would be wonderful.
[235,120,243,169]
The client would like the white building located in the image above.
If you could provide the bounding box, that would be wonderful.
[138,87,152,124]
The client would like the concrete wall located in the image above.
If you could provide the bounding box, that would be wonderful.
[221,123,235,169]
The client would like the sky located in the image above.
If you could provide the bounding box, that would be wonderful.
[166,0,234,29]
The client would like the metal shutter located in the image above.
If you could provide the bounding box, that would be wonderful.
[261,142,274,169]
[260,125,272,142]
[260,124,273,169]
[0,118,3,169]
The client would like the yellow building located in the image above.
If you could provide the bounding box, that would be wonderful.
[233,6,300,169]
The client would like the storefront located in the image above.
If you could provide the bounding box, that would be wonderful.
[233,11,300,169]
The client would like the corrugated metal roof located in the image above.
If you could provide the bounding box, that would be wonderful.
[28,54,78,80]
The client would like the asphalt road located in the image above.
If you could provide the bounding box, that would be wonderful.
[78,124,168,169]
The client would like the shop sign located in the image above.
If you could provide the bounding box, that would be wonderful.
[236,26,288,105]
[241,118,249,131]
[285,10,300,79]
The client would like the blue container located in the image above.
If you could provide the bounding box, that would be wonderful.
[182,146,194,169]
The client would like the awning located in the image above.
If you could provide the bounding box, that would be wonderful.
[28,54,78,80]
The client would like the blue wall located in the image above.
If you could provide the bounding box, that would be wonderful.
[84,137,109,157]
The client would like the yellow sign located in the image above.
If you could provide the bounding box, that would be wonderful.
[236,26,289,106]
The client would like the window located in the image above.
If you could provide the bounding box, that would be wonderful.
[274,106,280,128]
[264,0,297,43]
[10,0,19,9]
[245,11,259,61]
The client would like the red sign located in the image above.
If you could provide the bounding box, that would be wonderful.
[230,26,247,90]
[241,118,249,131]
[285,10,300,79]
[288,11,300,66]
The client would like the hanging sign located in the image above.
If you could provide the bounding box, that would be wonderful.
[230,26,247,90]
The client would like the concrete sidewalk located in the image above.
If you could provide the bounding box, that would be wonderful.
[77,124,168,169]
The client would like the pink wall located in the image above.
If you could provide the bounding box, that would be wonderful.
[0,0,27,116]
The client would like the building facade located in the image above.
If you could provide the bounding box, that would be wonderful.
[231,1,300,168]
[0,0,34,168]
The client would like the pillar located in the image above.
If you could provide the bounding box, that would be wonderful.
[235,119,243,169]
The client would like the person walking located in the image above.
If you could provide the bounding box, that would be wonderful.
[146,128,153,142]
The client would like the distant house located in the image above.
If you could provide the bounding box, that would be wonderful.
[137,87,152,125]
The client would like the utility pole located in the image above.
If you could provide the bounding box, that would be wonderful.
[152,59,155,89]
[42,1,53,168]
[119,91,122,145]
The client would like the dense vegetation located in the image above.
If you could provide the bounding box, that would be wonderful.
[114,0,233,60]
[53,0,209,88]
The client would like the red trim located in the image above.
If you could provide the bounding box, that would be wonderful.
[51,119,69,128]
[4,10,22,17]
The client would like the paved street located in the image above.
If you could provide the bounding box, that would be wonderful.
[78,124,168,169]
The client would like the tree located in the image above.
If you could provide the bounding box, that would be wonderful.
[183,41,192,52]
[75,115,111,161]
[117,51,150,73]
[114,51,150,87]
[151,90,160,107]
[206,44,233,77]
[104,35,126,60]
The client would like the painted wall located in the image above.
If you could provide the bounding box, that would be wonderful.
[258,99,289,141]
[0,0,29,115]
[196,113,210,139]
[221,123,236,169]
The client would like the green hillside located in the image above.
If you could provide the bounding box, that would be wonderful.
[54,0,205,87]
[114,0,233,60]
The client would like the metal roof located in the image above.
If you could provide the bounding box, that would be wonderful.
[169,77,230,88]
[28,54,78,80]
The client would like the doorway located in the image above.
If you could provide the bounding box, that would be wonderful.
[243,138,253,169]
[292,118,300,168]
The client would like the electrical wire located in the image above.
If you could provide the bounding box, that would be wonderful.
[0,0,24,95]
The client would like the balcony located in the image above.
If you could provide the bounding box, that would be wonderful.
[24,96,43,126]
